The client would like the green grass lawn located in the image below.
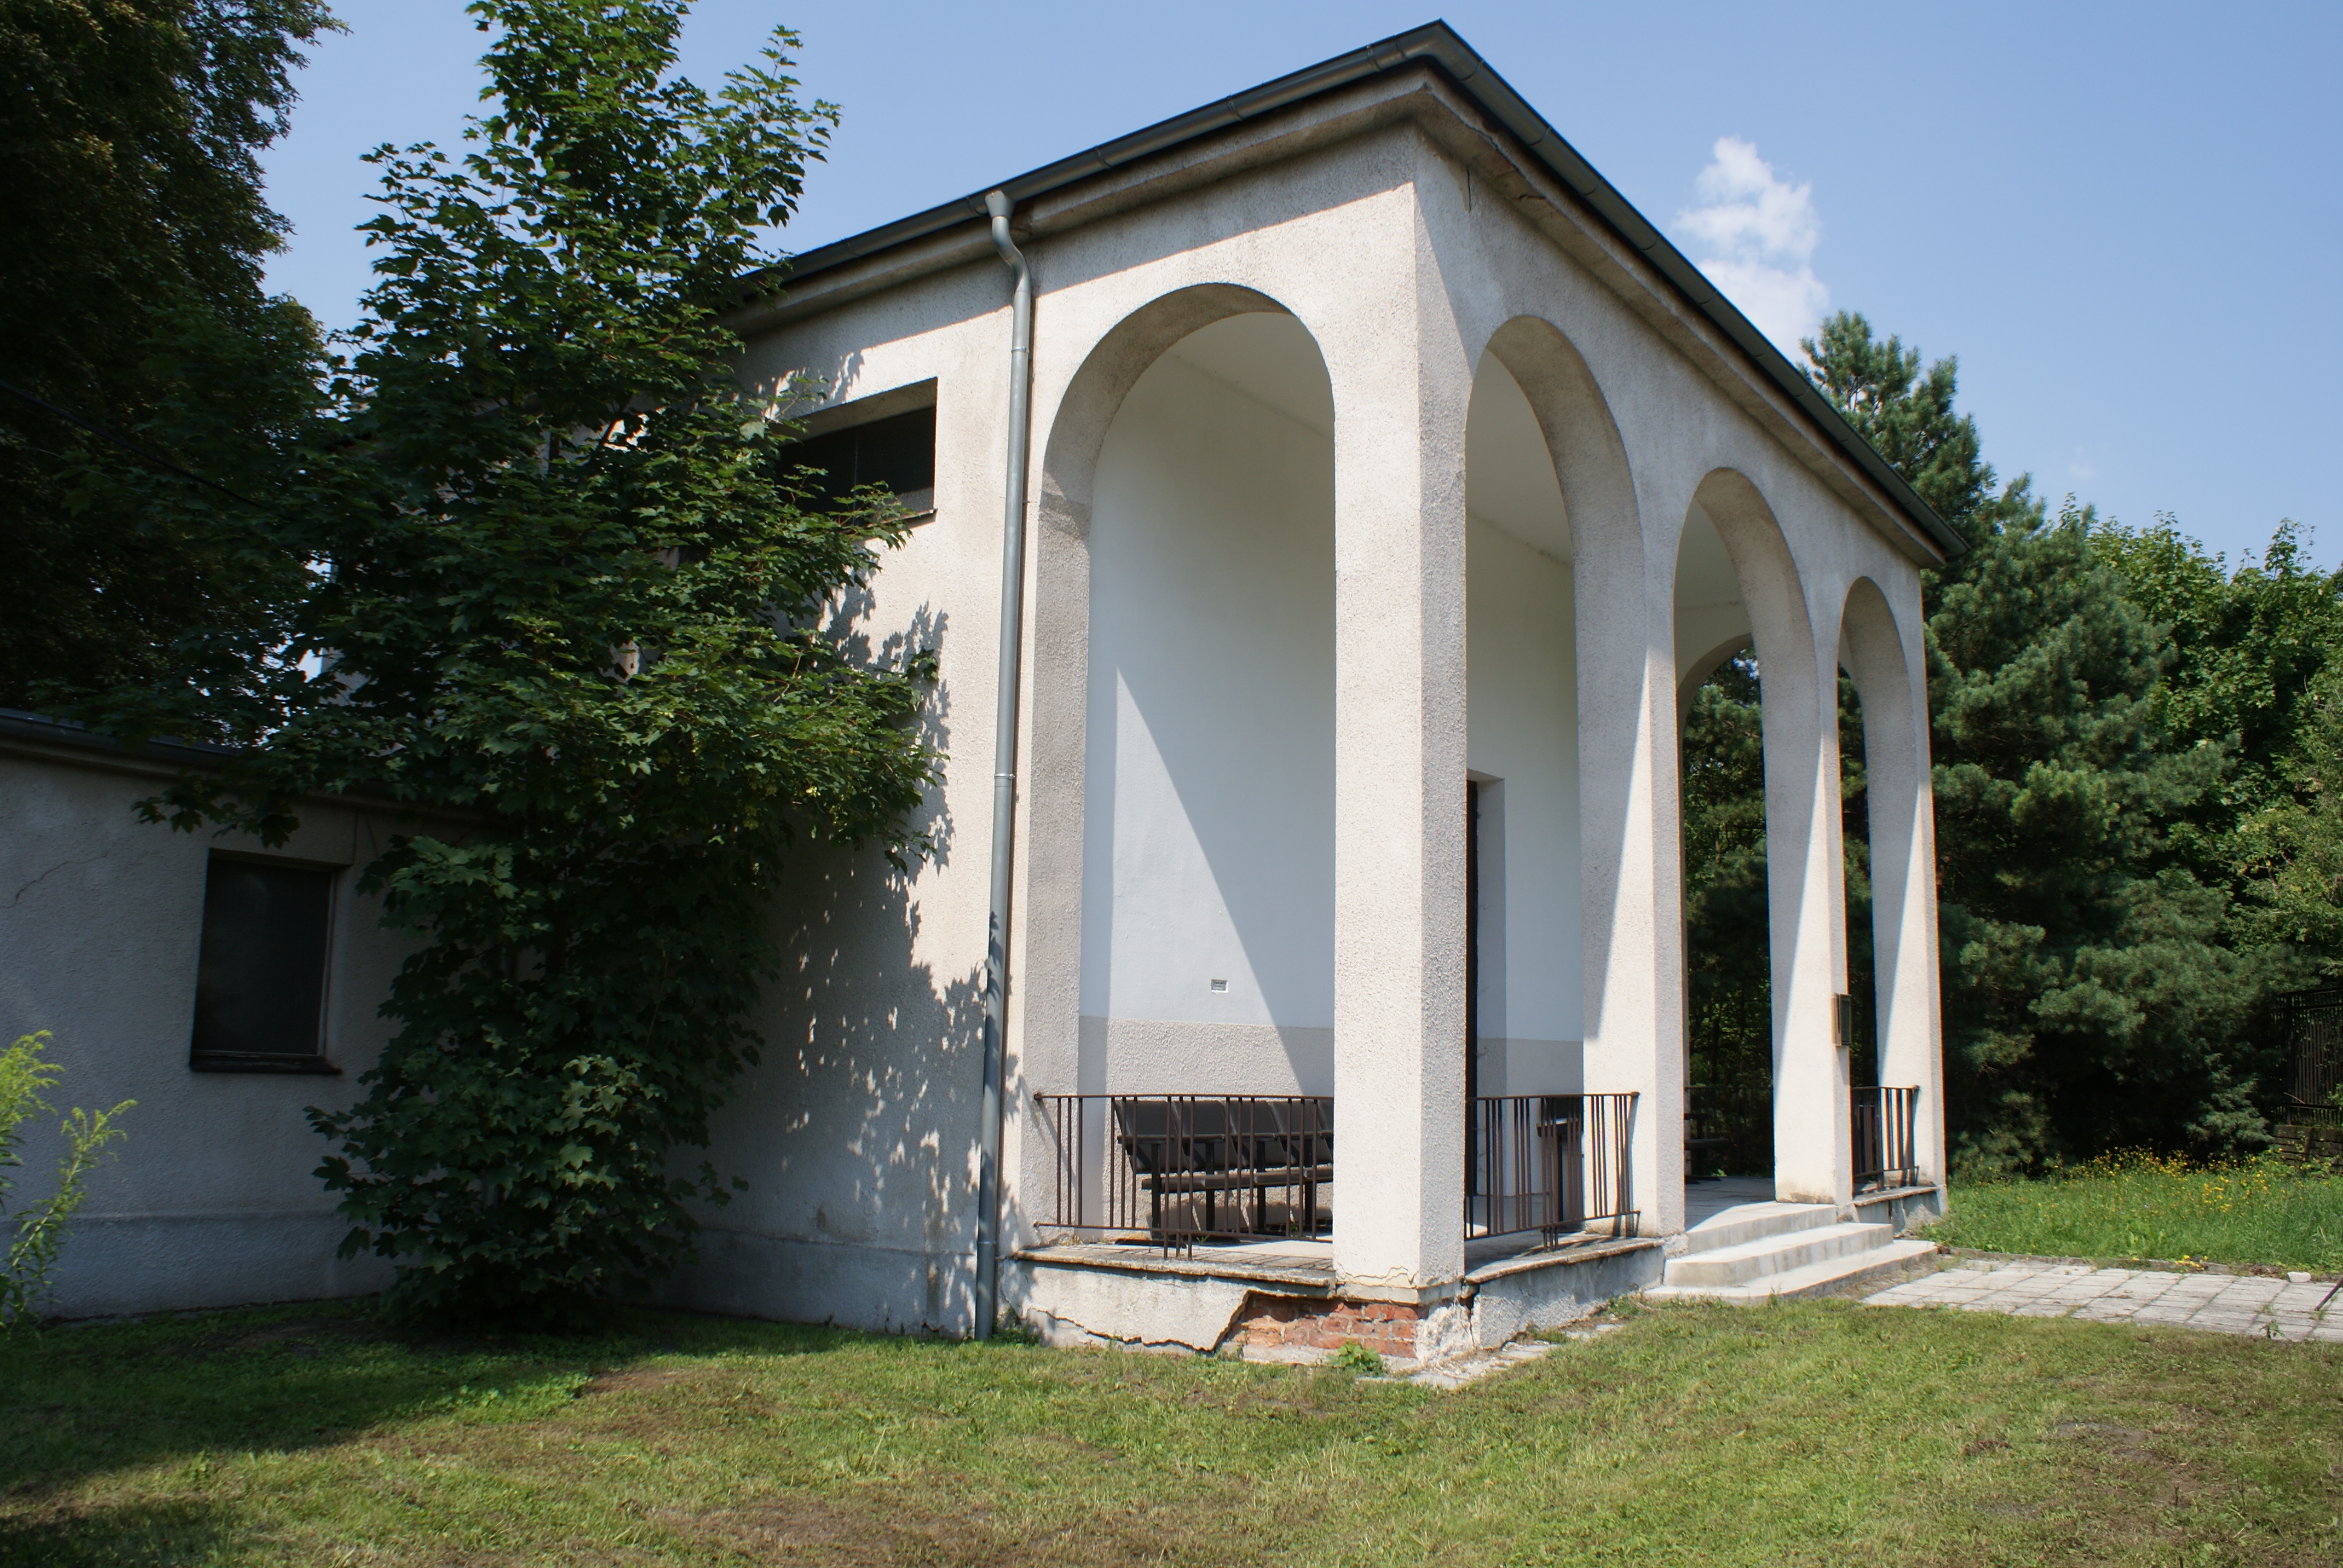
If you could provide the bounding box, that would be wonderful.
[2,1296,2337,1566]
[1928,1152,2343,1273]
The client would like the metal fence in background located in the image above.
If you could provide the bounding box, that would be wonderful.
[2284,988,2343,1129]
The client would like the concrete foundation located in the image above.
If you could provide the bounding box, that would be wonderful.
[1851,1183,1947,1235]
[1007,1235,1658,1363]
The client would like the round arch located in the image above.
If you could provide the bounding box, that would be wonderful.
[1674,467,1847,1204]
[1035,283,1305,541]
[1473,316,1636,555]
[1677,632,1754,726]
[1020,283,1323,1016]
[1465,313,1688,1228]
[1833,575,1943,1187]
[1014,282,1341,1189]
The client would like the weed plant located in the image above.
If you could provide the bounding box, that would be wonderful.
[1929,1151,2343,1272]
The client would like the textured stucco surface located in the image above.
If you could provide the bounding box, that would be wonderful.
[1470,1244,1665,1342]
[1466,510,1583,1095]
[1079,317,1335,1076]
[0,750,410,1316]
[1005,1258,1258,1352]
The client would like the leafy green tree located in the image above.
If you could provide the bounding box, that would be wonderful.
[2097,519,2341,787]
[2231,665,2343,963]
[0,0,336,708]
[1807,313,2273,1170]
[82,1,941,1321]
[2099,517,2343,965]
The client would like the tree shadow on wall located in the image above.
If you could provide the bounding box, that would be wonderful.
[686,595,988,1333]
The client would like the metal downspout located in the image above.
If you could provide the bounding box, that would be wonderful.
[972,189,1032,1340]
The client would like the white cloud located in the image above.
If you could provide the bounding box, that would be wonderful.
[1677,136,1829,357]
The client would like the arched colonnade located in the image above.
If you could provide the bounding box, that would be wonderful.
[1008,269,1943,1296]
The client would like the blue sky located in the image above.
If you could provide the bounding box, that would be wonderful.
[259,2,2341,570]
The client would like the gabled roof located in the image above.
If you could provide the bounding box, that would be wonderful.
[775,21,1962,558]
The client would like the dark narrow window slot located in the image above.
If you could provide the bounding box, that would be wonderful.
[189,857,337,1073]
[781,405,936,511]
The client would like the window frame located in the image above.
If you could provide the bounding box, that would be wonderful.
[186,849,344,1076]
[779,381,939,521]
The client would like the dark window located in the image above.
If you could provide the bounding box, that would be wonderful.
[781,405,936,511]
[189,857,336,1073]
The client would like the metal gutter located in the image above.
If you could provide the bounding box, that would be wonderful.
[971,190,1035,1341]
[756,21,1963,558]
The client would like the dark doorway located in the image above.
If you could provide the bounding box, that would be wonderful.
[1466,780,1481,1166]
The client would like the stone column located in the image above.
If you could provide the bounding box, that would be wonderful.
[1764,583,1853,1210]
[1574,523,1686,1242]
[1846,580,1945,1191]
[1326,227,1471,1294]
[1766,680,1853,1209]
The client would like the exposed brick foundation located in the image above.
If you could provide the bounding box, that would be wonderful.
[1233,1293,1429,1359]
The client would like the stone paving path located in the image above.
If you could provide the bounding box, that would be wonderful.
[1864,1258,2343,1342]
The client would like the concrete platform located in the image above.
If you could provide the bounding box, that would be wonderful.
[1009,1225,1665,1354]
[1645,1186,1939,1304]
[1647,1238,1941,1302]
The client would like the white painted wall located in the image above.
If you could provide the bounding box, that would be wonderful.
[678,283,1012,1336]
[1464,358,1582,1097]
[0,746,405,1316]
[1078,313,1336,1094]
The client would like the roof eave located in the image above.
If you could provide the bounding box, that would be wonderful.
[750,22,1963,559]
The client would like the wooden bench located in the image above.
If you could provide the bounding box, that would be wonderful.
[1111,1096,1332,1240]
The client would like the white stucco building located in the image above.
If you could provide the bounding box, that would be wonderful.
[2,24,1952,1353]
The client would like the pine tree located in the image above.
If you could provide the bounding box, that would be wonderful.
[1807,313,2273,1169]
[1682,653,1772,1171]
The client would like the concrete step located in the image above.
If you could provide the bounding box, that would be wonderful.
[1677,1201,1838,1257]
[1663,1221,1895,1288]
[1643,1237,1941,1304]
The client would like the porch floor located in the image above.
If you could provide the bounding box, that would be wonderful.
[1016,1236,1339,1290]
[1684,1176,1780,1228]
[1018,1222,1661,1292]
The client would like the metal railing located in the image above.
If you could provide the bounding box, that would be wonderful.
[1685,1082,1769,1177]
[1465,1093,1639,1245]
[1032,1094,1333,1253]
[1851,1085,1920,1191]
[2283,987,2343,1130]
